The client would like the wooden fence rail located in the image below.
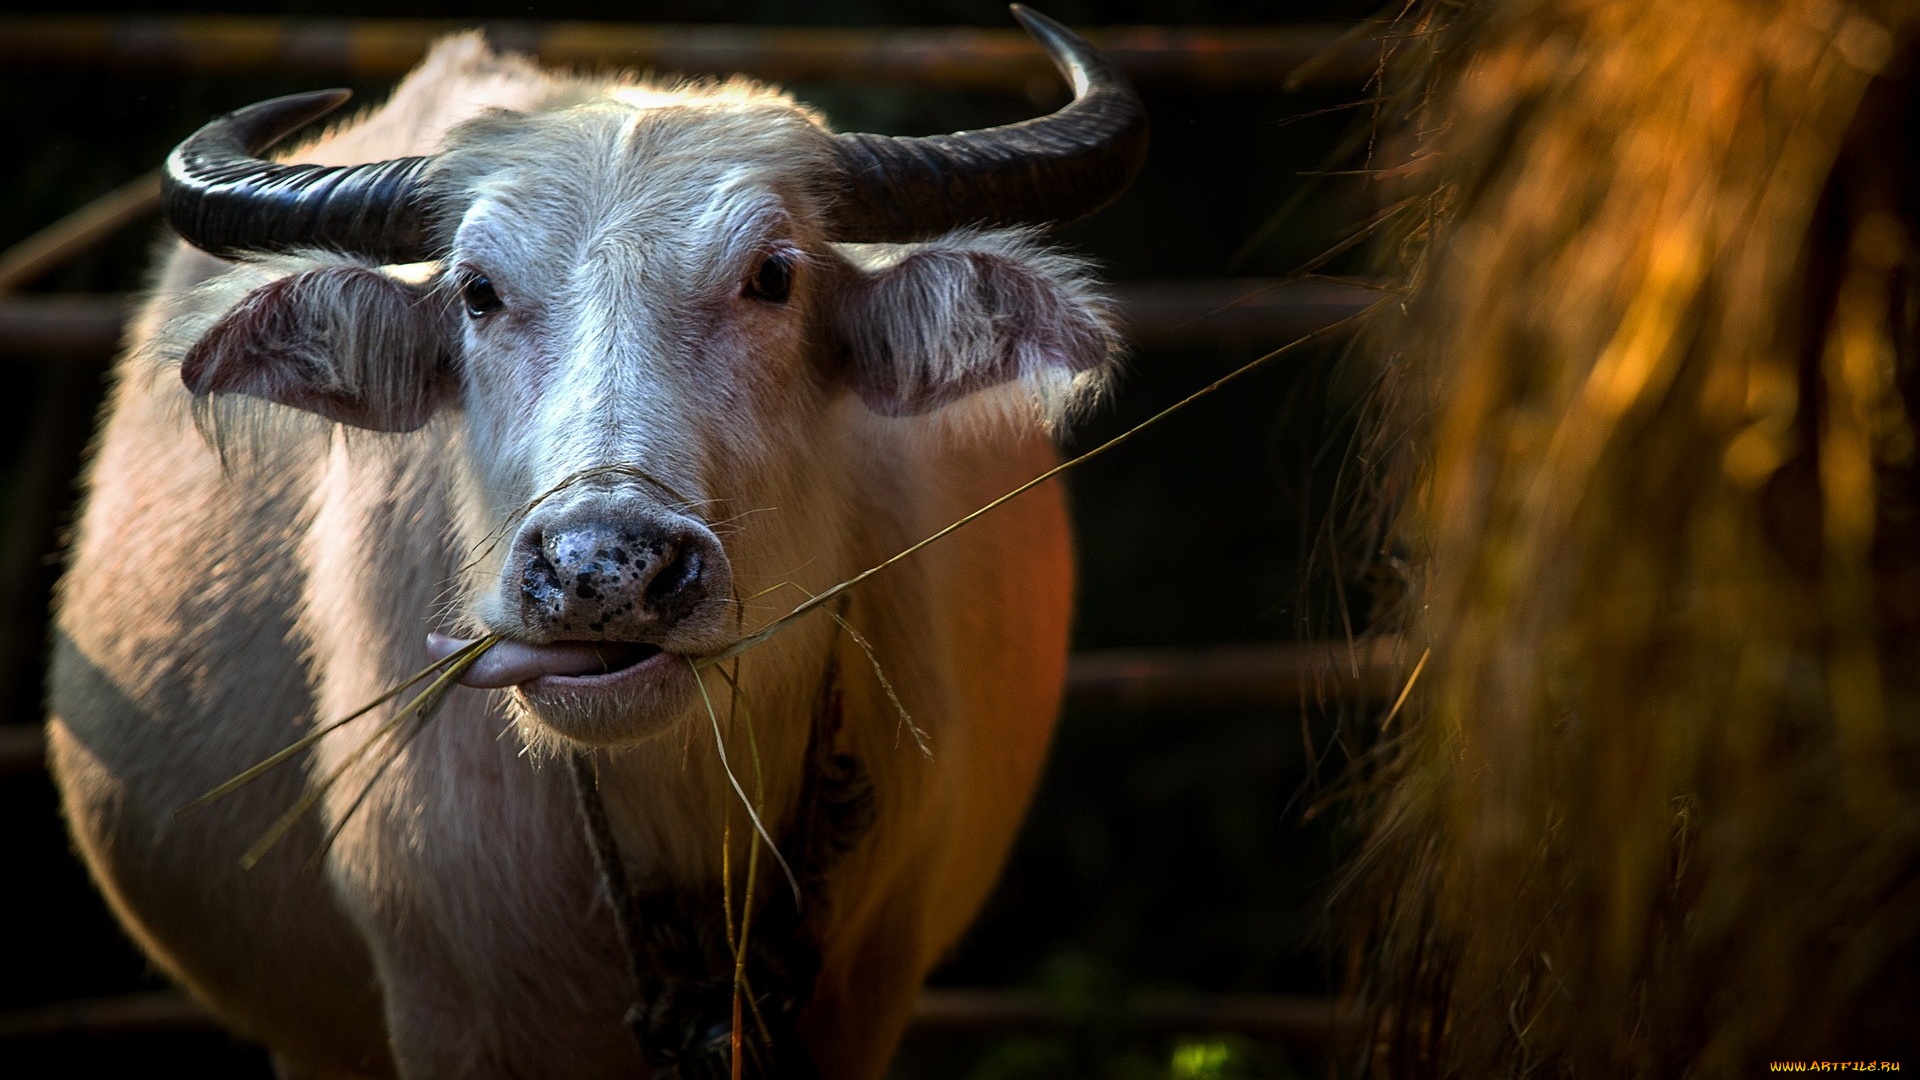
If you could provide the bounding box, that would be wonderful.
[0,17,1382,90]
[1067,638,1400,711]
[0,988,1354,1050]
[0,295,128,362]
[0,640,1403,777]
[0,23,1383,1064]
[0,280,1381,363]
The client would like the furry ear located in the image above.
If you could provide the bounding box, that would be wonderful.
[181,264,454,432]
[830,231,1117,418]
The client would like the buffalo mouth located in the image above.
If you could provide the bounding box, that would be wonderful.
[427,633,668,690]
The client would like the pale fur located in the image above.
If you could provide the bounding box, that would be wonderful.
[49,33,1112,1080]
[173,254,449,453]
[835,230,1116,432]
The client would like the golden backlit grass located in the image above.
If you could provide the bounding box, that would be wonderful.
[1348,0,1920,1073]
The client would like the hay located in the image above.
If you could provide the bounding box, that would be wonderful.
[1347,0,1920,1073]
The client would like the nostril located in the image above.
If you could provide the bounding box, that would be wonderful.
[644,544,703,609]
[518,519,721,634]
[522,549,564,611]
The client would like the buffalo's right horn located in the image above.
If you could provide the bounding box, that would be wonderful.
[823,5,1149,242]
[163,89,437,264]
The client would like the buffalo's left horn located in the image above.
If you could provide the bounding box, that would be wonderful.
[163,89,436,264]
[824,5,1149,242]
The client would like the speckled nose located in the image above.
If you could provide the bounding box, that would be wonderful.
[516,518,725,640]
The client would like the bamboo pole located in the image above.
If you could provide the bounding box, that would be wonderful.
[0,294,128,360]
[0,988,1353,1047]
[913,987,1354,1048]
[0,17,1381,89]
[0,640,1401,778]
[0,280,1382,363]
[0,171,161,294]
[0,725,42,779]
[1066,638,1402,711]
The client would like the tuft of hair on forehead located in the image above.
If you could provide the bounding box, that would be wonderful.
[421,78,840,252]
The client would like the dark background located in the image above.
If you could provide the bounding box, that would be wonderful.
[0,2,1385,1076]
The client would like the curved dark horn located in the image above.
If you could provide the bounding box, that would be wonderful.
[163,89,436,264]
[825,5,1148,242]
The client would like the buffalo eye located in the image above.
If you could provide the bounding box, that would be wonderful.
[745,253,792,304]
[461,274,504,319]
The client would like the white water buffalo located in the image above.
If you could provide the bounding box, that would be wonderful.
[46,7,1144,1077]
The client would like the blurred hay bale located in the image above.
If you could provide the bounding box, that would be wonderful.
[1348,0,1920,1074]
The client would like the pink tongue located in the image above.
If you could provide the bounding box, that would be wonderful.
[426,633,658,689]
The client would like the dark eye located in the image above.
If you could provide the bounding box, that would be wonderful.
[461,274,504,319]
[745,254,792,304]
